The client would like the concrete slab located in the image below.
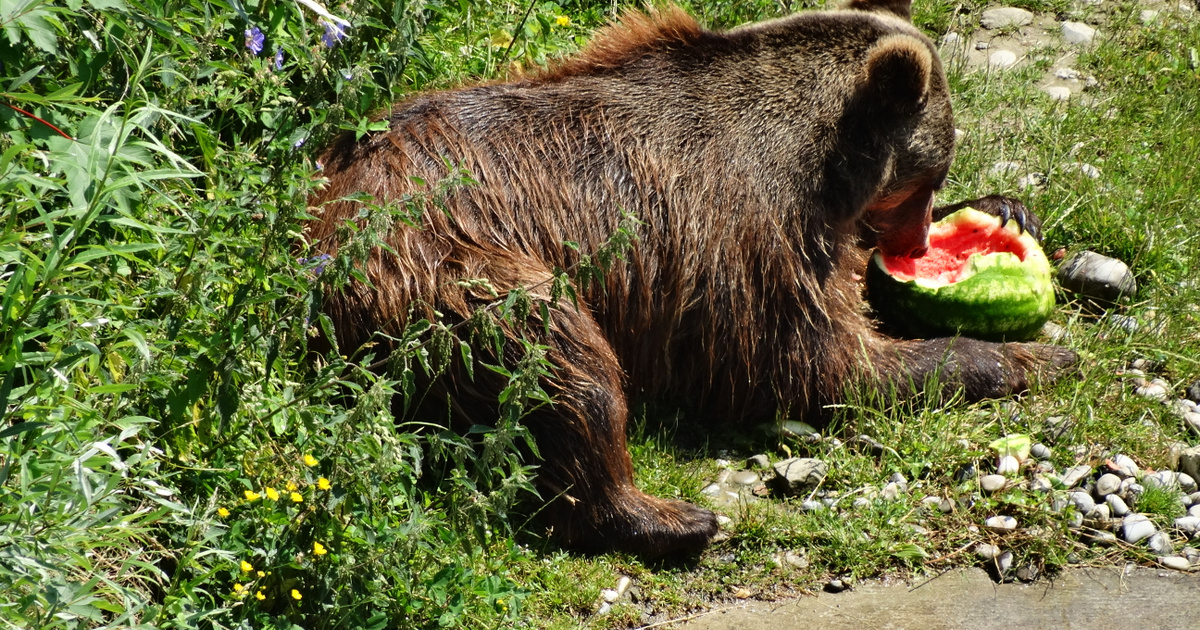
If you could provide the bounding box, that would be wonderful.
[681,567,1200,630]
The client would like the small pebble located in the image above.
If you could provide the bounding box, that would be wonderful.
[853,497,870,509]
[1175,516,1200,534]
[824,579,848,593]
[1123,514,1157,544]
[988,50,1018,69]
[1060,465,1093,489]
[1070,491,1096,514]
[1159,556,1192,572]
[1110,454,1139,478]
[1031,443,1051,460]
[997,455,1020,476]
[1016,565,1039,582]
[980,475,1008,493]
[1179,473,1197,494]
[1184,412,1200,436]
[1107,494,1131,517]
[981,7,1034,29]
[939,498,955,514]
[1061,21,1097,45]
[956,464,978,482]
[1191,505,1200,519]
[921,495,941,508]
[1056,251,1136,303]
[730,470,760,486]
[1085,530,1118,545]
[986,515,1018,530]
[1089,504,1111,521]
[1031,475,1053,493]
[1187,380,1200,404]
[800,500,825,512]
[1123,482,1145,503]
[701,483,722,496]
[1095,473,1122,498]
[976,543,1000,560]
[996,551,1014,574]
[601,588,620,603]
[747,454,771,469]
[1136,383,1170,400]
[1149,532,1173,556]
[1055,67,1081,80]
[881,482,902,501]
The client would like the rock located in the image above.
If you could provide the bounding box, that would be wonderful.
[1149,532,1173,556]
[889,472,909,489]
[1107,494,1131,517]
[1180,473,1197,494]
[955,464,978,482]
[771,458,827,495]
[986,515,1018,530]
[853,434,885,456]
[1060,465,1093,489]
[1089,504,1111,521]
[773,550,809,569]
[701,483,722,496]
[777,421,819,438]
[1181,447,1200,482]
[981,7,1034,29]
[1055,67,1082,80]
[1031,443,1051,460]
[1095,473,1122,498]
[852,497,870,509]
[1159,556,1192,571]
[601,588,620,603]
[1140,9,1159,24]
[1187,380,1200,404]
[1042,86,1071,102]
[730,470,760,486]
[997,455,1021,476]
[1123,482,1145,503]
[1066,162,1101,179]
[1123,514,1157,544]
[980,475,1008,493]
[996,551,1014,574]
[921,495,941,509]
[1136,382,1170,400]
[1175,516,1200,534]
[938,498,955,514]
[881,482,902,501]
[976,543,1000,560]
[824,579,849,593]
[988,50,1018,70]
[1184,412,1200,436]
[1062,21,1097,45]
[1169,399,1198,419]
[1083,529,1117,545]
[1056,251,1137,303]
[1016,565,1039,582]
[1144,471,1180,491]
[800,500,824,512]
[746,454,771,469]
[1109,454,1139,478]
[1070,491,1096,515]
[1031,475,1053,493]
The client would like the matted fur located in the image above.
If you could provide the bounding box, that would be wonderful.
[306,0,1075,556]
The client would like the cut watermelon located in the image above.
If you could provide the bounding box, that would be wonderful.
[866,207,1055,341]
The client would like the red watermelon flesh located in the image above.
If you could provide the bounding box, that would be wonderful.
[879,214,1030,284]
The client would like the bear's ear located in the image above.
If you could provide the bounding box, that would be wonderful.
[842,0,913,21]
[860,34,933,111]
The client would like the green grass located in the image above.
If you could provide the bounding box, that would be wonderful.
[2,0,1199,629]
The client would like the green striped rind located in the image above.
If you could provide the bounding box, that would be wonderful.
[866,209,1056,342]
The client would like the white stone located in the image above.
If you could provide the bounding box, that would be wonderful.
[1107,494,1131,517]
[986,515,1018,530]
[1185,412,1200,436]
[982,7,1034,29]
[976,543,1000,559]
[1055,67,1082,81]
[1095,474,1122,497]
[1159,556,1192,571]
[1065,162,1101,179]
[1149,532,1173,555]
[988,49,1019,70]
[1043,86,1072,102]
[1070,491,1096,514]
[1175,516,1200,534]
[1140,9,1159,24]
[1061,465,1093,488]
[1123,515,1157,544]
[1062,21,1097,45]
[981,475,1008,493]
[1111,454,1139,478]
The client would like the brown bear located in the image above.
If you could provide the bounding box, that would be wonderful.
[305,0,1075,557]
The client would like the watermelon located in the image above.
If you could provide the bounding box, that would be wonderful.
[866,207,1055,341]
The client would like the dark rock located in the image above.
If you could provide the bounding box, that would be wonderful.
[771,458,827,495]
[1057,250,1137,303]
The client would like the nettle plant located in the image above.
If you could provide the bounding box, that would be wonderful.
[0,0,609,628]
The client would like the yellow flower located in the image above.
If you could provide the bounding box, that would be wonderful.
[555,15,570,27]
[291,589,302,600]
[317,477,331,491]
[286,480,298,491]
[313,541,328,556]
[255,590,266,601]
[257,570,265,578]
[240,560,253,573]
[232,583,245,597]
[290,491,303,503]
[217,507,230,518]
[244,490,261,502]
[265,487,280,501]
[303,454,318,467]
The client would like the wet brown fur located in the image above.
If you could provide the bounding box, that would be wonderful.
[305,1,1075,556]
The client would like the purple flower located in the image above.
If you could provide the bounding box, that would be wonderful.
[245,26,265,55]
[321,20,348,47]
[273,47,284,70]
[300,254,332,277]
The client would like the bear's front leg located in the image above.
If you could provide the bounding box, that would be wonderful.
[866,336,1077,402]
